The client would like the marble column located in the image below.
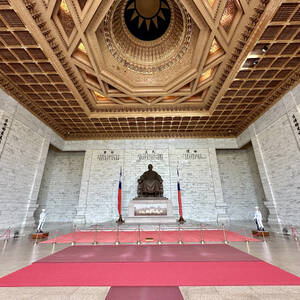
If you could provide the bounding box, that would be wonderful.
[73,150,93,225]
[23,137,50,229]
[209,147,229,225]
[251,131,280,225]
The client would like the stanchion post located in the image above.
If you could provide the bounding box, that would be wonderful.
[157,224,162,245]
[71,224,76,246]
[137,225,141,245]
[200,224,205,244]
[178,224,183,244]
[115,224,120,245]
[51,232,56,253]
[93,225,98,245]
[34,230,39,245]
[291,226,297,241]
[2,238,7,252]
[244,228,249,245]
[51,230,58,253]
[2,227,10,251]
[5,227,11,241]
[53,229,58,245]
[261,230,266,242]
[222,223,228,244]
[243,228,250,253]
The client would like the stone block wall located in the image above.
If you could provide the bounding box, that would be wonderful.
[36,149,84,223]
[237,84,300,226]
[2,81,300,228]
[72,140,229,224]
[217,147,267,221]
[0,90,63,230]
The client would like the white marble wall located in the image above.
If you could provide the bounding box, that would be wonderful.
[0,90,63,229]
[36,149,84,223]
[237,84,300,226]
[73,141,229,224]
[1,82,300,228]
[217,147,267,221]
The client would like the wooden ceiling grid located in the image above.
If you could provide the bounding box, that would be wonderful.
[216,1,300,132]
[0,0,298,139]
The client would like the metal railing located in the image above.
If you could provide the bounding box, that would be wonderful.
[34,223,300,246]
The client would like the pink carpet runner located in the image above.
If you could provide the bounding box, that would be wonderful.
[41,229,259,244]
[1,244,300,287]
[1,261,300,287]
[106,287,184,300]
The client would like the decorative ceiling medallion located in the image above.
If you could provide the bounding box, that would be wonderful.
[124,0,171,41]
[104,0,192,74]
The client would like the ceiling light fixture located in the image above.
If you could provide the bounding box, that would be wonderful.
[253,59,259,66]
[262,45,269,53]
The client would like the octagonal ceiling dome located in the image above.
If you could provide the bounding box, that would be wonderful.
[86,0,206,93]
[103,0,192,74]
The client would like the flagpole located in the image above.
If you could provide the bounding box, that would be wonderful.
[116,166,124,224]
[177,166,185,224]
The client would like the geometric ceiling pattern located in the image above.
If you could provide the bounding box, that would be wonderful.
[0,0,299,139]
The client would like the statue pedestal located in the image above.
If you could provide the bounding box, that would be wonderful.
[125,197,177,224]
[252,230,270,237]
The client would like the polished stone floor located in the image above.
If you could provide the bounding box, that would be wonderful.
[0,222,299,300]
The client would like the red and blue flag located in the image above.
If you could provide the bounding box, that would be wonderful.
[177,166,183,218]
[118,167,122,216]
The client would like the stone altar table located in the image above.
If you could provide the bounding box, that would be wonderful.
[125,197,177,224]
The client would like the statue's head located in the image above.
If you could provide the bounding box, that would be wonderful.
[148,164,153,170]
[255,206,259,210]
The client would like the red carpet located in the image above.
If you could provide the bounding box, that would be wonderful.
[0,261,299,287]
[106,287,184,300]
[37,244,260,263]
[41,229,259,244]
[1,244,300,287]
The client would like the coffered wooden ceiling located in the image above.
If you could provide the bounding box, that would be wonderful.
[0,0,299,139]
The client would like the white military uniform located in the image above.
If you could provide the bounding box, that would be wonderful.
[37,209,47,232]
[254,206,264,231]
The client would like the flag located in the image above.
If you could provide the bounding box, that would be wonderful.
[118,167,122,216]
[177,166,183,218]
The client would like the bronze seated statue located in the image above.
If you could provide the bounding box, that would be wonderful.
[137,164,163,197]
